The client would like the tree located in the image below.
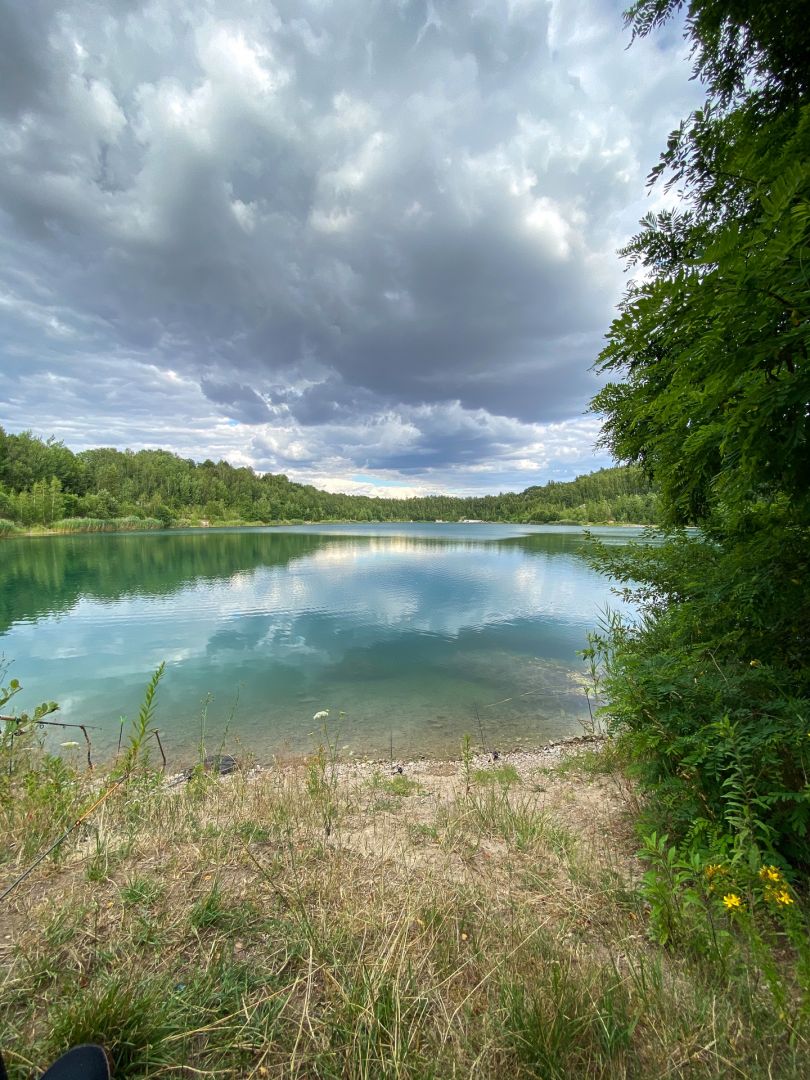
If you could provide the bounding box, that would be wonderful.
[588,1,810,868]
[1,425,658,525]
[593,3,809,528]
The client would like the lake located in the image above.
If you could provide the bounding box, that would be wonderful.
[0,524,638,764]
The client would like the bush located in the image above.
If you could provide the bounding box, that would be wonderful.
[587,525,810,870]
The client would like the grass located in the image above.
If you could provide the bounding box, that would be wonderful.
[552,740,627,779]
[472,763,520,787]
[376,773,423,797]
[50,517,163,533]
[119,875,165,908]
[0,739,808,1077]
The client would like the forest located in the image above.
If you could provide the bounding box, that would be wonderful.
[0,426,658,529]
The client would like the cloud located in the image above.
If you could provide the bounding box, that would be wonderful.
[0,0,701,493]
[200,377,273,423]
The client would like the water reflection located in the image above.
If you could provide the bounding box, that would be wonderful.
[0,525,637,761]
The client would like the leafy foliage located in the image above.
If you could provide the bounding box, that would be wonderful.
[592,119,809,526]
[0,426,659,526]
[117,663,166,775]
[590,2,810,877]
[587,534,810,867]
[625,1,810,110]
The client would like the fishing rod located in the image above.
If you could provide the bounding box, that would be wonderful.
[0,772,130,904]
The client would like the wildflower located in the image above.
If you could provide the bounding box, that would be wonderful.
[705,863,724,879]
[775,890,794,906]
[723,893,742,911]
[312,710,329,721]
[749,659,761,667]
[758,865,781,883]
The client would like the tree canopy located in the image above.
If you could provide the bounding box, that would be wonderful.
[0,426,658,528]
[589,0,810,871]
[593,1,809,528]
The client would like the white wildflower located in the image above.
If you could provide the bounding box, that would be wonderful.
[313,710,329,721]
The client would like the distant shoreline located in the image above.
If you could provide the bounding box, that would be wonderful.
[4,519,655,539]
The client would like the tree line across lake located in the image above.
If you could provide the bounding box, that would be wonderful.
[0,426,658,529]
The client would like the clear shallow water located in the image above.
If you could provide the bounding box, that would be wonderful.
[0,524,639,764]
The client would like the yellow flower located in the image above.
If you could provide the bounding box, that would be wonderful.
[705,863,726,880]
[723,893,742,911]
[749,659,761,668]
[759,865,781,883]
[775,890,794,906]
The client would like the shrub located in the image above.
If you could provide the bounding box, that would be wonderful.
[51,517,162,533]
[586,528,810,870]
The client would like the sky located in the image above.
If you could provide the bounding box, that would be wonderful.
[0,0,701,498]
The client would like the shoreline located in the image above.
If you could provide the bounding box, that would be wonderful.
[168,731,609,787]
[5,520,655,539]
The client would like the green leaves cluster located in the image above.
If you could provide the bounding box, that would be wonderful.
[0,426,658,526]
[1,667,59,740]
[116,663,166,776]
[590,1,810,875]
[587,535,810,865]
[593,116,809,528]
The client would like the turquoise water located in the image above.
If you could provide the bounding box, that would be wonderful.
[0,524,638,764]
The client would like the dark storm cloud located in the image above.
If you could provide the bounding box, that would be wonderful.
[0,0,701,492]
[200,377,273,424]
[0,1,53,119]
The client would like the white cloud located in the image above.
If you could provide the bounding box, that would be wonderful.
[0,0,702,494]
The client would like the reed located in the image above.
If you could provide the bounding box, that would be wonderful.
[50,517,163,533]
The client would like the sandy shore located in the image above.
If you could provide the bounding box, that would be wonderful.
[169,732,609,788]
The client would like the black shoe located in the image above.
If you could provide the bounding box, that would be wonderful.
[41,1046,110,1080]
